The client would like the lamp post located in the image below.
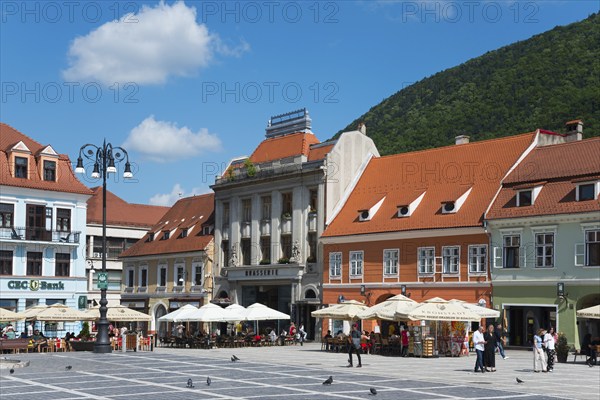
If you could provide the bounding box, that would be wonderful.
[75,140,133,353]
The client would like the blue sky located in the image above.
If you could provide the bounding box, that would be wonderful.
[1,1,597,206]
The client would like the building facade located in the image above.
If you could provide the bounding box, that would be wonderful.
[0,123,92,335]
[119,193,215,337]
[212,109,378,339]
[486,121,599,348]
[85,188,167,307]
[320,131,543,334]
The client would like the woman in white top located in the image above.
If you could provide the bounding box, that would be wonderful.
[544,327,556,372]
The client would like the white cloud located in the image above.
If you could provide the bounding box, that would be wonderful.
[63,1,249,85]
[149,184,208,206]
[124,116,221,162]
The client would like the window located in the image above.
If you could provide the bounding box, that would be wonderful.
[202,225,213,235]
[126,269,134,288]
[503,235,521,268]
[139,267,148,287]
[242,199,252,223]
[0,203,14,228]
[535,233,554,268]
[442,246,460,274]
[146,232,155,242]
[160,230,169,240]
[468,245,487,274]
[179,228,188,238]
[15,156,28,178]
[307,233,317,262]
[383,249,399,275]
[281,235,292,259]
[175,265,185,286]
[329,252,341,277]
[586,230,600,267]
[56,208,71,232]
[222,240,229,267]
[158,265,167,287]
[27,252,42,275]
[55,253,70,276]
[262,196,271,220]
[193,262,203,286]
[241,238,251,265]
[0,250,13,275]
[43,160,56,181]
[282,192,292,215]
[418,247,435,274]
[349,251,363,277]
[260,237,271,262]
[517,190,532,207]
[222,202,230,225]
[309,189,318,212]
[578,184,595,201]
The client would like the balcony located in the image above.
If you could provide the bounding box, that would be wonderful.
[1,227,81,244]
[222,226,230,240]
[241,222,251,238]
[308,212,317,232]
[281,216,292,234]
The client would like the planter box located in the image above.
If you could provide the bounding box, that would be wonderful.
[241,222,251,238]
[70,341,95,351]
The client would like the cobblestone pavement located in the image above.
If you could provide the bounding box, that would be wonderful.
[1,343,598,399]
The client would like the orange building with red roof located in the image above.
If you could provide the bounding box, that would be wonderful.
[320,130,546,334]
[119,193,214,336]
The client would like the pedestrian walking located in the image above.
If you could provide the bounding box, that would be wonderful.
[484,324,497,372]
[347,323,362,368]
[544,327,556,372]
[533,328,548,372]
[495,323,508,359]
[473,326,486,373]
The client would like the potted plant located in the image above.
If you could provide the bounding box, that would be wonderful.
[306,256,316,263]
[281,212,292,220]
[244,159,257,177]
[555,332,569,363]
[259,259,271,265]
[277,257,290,264]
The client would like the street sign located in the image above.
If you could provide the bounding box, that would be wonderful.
[97,272,108,290]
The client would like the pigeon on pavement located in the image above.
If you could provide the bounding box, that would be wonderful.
[322,376,333,385]
[232,355,240,361]
[516,377,524,384]
[9,368,14,374]
[186,378,194,388]
[207,376,211,386]
[231,356,236,362]
[65,366,72,370]
[369,387,378,395]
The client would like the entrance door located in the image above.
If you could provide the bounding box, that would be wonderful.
[507,305,556,346]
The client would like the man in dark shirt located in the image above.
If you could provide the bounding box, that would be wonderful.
[495,324,508,359]
[347,324,362,368]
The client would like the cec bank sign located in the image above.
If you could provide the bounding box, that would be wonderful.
[8,279,65,291]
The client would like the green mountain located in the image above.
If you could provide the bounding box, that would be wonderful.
[335,13,599,155]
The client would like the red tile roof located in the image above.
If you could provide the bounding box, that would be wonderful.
[322,133,535,237]
[87,187,169,228]
[503,137,600,184]
[0,123,92,195]
[487,137,600,219]
[248,132,320,164]
[308,142,335,161]
[120,193,214,258]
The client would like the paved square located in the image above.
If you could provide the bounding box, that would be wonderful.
[1,343,598,399]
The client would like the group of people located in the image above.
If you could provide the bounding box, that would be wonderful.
[473,324,508,373]
[533,327,558,372]
[580,333,599,367]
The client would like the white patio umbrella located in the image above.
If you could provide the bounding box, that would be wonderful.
[576,305,600,319]
[401,297,481,322]
[223,304,246,321]
[0,307,24,322]
[158,304,198,322]
[178,303,230,322]
[85,305,151,322]
[311,300,368,321]
[357,294,418,321]
[448,299,501,319]
[243,303,290,321]
[22,304,95,322]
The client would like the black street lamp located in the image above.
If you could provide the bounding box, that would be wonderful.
[75,140,133,353]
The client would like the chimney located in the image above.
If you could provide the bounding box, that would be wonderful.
[357,122,366,135]
[565,119,583,142]
[455,135,470,145]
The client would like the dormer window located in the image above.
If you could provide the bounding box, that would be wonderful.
[43,160,56,181]
[517,190,532,207]
[202,225,213,235]
[179,228,188,238]
[442,202,456,213]
[160,230,170,240]
[577,183,597,201]
[358,210,370,222]
[146,232,155,242]
[397,206,409,217]
[15,156,28,178]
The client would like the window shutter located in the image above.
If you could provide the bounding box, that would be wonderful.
[493,246,503,268]
[574,243,585,266]
[519,246,527,268]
